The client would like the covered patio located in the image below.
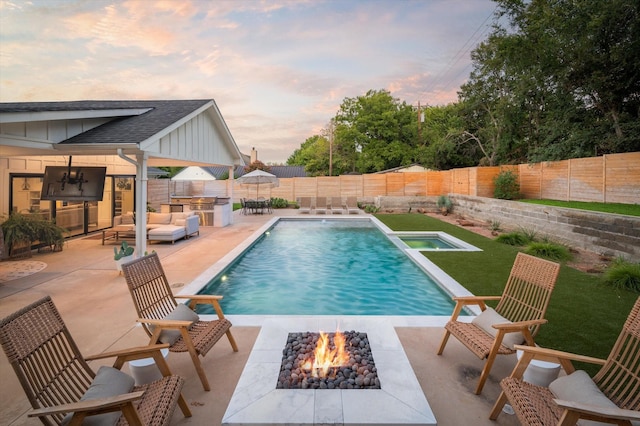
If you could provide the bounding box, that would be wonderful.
[0,209,519,426]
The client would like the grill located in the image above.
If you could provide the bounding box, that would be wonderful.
[189,197,216,210]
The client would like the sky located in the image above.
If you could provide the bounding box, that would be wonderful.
[0,0,498,164]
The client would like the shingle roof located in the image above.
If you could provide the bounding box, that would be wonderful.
[202,165,307,179]
[0,100,212,145]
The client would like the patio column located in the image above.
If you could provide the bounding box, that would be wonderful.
[135,153,148,257]
[228,165,234,224]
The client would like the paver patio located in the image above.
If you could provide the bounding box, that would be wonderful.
[0,209,519,426]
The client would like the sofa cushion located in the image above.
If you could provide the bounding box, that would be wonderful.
[61,366,134,426]
[170,212,187,225]
[174,218,186,227]
[121,213,134,225]
[471,307,525,350]
[155,304,200,345]
[549,370,618,426]
[148,212,172,225]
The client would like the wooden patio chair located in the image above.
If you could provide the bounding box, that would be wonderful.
[0,295,191,426]
[437,252,560,394]
[121,252,238,392]
[490,296,640,425]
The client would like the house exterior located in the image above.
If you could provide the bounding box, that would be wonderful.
[0,100,244,254]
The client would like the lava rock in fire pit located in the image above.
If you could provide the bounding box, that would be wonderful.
[276,331,381,390]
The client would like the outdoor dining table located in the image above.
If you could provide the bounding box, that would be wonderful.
[245,199,270,215]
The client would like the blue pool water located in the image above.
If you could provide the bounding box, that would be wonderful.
[197,219,457,316]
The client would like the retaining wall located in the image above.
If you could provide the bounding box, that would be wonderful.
[451,195,640,261]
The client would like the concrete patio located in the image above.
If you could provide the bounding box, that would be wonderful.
[0,209,520,426]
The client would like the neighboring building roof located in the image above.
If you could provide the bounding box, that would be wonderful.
[148,167,170,178]
[200,165,307,179]
[374,163,429,173]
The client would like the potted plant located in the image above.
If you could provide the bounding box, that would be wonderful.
[1,213,38,258]
[436,195,452,216]
[114,241,135,272]
[33,218,66,252]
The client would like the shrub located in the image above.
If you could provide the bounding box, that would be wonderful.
[602,258,640,293]
[493,170,520,200]
[495,232,529,246]
[436,195,453,214]
[524,242,572,262]
[517,226,538,242]
[270,197,289,209]
[363,204,380,214]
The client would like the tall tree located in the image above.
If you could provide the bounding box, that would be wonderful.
[333,89,419,173]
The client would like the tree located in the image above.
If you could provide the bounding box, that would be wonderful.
[287,135,330,176]
[333,89,418,173]
[244,161,271,173]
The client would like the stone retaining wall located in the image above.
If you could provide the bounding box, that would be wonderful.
[450,195,640,261]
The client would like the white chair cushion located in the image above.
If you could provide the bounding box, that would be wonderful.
[61,366,134,426]
[549,370,618,426]
[157,303,200,345]
[471,307,525,350]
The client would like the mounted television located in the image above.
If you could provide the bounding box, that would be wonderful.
[41,166,107,201]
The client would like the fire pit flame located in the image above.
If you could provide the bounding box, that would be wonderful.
[301,330,349,378]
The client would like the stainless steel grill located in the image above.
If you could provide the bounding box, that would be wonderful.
[189,197,216,210]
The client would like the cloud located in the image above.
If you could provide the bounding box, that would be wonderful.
[0,0,497,163]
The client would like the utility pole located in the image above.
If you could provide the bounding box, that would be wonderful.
[417,101,425,145]
[329,119,334,176]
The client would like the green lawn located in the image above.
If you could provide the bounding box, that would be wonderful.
[376,213,638,375]
[519,199,640,217]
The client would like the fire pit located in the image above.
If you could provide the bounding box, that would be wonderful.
[222,318,436,425]
[277,331,380,390]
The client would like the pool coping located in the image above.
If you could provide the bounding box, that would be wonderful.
[181,215,482,327]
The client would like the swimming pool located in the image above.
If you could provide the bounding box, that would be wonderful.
[195,218,467,316]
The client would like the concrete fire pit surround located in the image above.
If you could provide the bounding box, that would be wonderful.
[222,316,436,425]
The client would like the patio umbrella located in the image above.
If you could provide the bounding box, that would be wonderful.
[237,169,279,198]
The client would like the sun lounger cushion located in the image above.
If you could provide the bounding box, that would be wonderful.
[61,366,134,426]
[157,303,200,345]
[549,370,618,413]
[471,307,525,350]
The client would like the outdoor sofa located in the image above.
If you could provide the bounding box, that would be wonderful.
[113,211,200,243]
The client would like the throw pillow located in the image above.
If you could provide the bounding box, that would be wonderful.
[121,213,134,225]
[471,307,525,350]
[549,370,618,426]
[155,304,200,345]
[61,366,134,426]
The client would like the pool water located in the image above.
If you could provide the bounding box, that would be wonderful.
[399,236,457,250]
[197,219,457,316]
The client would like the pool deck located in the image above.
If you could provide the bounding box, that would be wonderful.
[0,209,519,426]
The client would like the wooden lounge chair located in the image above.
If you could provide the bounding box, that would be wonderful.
[437,252,560,394]
[0,295,191,426]
[298,196,312,214]
[346,196,360,214]
[121,252,238,391]
[490,297,640,425]
[331,197,344,214]
[315,196,328,214]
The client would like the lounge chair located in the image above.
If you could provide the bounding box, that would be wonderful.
[121,252,238,391]
[0,295,192,425]
[315,196,328,214]
[298,196,312,214]
[346,196,360,214]
[437,252,560,394]
[331,197,344,214]
[490,296,640,425]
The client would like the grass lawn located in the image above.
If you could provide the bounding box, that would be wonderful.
[376,213,638,375]
[519,199,640,217]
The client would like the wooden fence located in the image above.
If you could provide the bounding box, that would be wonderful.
[148,152,639,207]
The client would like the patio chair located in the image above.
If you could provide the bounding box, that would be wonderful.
[490,296,640,425]
[437,252,560,394]
[298,196,312,214]
[0,295,192,426]
[330,197,344,214]
[315,196,328,214]
[121,252,238,391]
[346,196,360,214]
